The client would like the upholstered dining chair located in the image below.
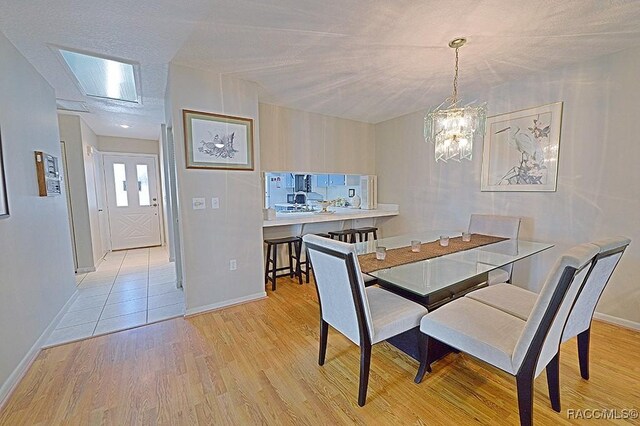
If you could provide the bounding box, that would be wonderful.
[468,214,522,285]
[303,234,428,406]
[415,243,599,426]
[466,237,630,382]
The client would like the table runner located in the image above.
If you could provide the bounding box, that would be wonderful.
[358,234,508,274]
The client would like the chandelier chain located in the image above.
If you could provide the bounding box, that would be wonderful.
[452,47,459,106]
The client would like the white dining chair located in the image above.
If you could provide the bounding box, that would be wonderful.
[303,234,428,406]
[468,214,522,285]
[415,242,599,426]
[465,237,630,382]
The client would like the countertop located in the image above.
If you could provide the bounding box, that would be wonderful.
[263,204,399,227]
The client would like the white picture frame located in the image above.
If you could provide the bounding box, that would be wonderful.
[481,102,563,192]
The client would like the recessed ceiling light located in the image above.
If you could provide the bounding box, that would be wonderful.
[119,124,130,129]
[58,48,139,103]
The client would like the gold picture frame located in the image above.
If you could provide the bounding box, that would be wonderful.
[183,109,254,171]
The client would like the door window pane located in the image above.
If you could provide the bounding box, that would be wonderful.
[113,163,128,206]
[136,164,150,206]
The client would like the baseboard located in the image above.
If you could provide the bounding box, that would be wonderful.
[76,266,96,274]
[185,291,267,317]
[593,312,640,331]
[0,288,79,410]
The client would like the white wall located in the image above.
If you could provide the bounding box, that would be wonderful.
[58,114,105,270]
[259,103,375,174]
[58,114,95,271]
[98,135,160,155]
[166,63,265,314]
[375,46,640,325]
[80,119,104,266]
[0,32,76,399]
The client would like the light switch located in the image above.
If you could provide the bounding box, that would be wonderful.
[211,197,220,209]
[192,198,206,210]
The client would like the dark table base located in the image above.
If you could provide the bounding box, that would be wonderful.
[378,273,489,362]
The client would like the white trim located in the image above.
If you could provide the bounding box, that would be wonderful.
[0,289,79,410]
[185,292,267,317]
[76,266,96,273]
[593,312,640,331]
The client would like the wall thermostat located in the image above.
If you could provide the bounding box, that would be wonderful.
[34,151,62,196]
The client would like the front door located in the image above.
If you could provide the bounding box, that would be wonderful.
[103,154,162,250]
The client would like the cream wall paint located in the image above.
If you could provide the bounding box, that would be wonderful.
[58,114,106,270]
[58,114,95,271]
[166,63,265,313]
[0,33,76,397]
[259,103,375,174]
[98,135,160,155]
[375,46,640,324]
[79,120,105,266]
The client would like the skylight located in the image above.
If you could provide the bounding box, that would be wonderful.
[59,49,139,103]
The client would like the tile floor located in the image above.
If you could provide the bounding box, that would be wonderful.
[45,246,184,347]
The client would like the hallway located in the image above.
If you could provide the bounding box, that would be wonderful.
[46,246,184,347]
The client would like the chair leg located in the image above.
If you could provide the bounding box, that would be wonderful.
[577,327,591,380]
[287,242,295,277]
[294,240,302,285]
[304,249,311,284]
[546,353,561,412]
[358,343,372,406]
[319,319,328,365]
[516,371,534,426]
[264,243,271,285]
[414,333,432,384]
[270,244,278,291]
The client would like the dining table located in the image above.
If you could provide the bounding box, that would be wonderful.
[353,231,554,360]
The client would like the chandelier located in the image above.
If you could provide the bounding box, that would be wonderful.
[424,37,486,162]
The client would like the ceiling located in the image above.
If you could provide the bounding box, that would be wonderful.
[2,1,640,139]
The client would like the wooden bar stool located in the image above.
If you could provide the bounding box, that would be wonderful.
[328,229,358,243]
[296,233,331,283]
[264,236,302,290]
[354,226,378,242]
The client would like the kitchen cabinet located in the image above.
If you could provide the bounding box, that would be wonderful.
[316,174,345,187]
[285,173,294,188]
[328,174,345,186]
[316,174,329,187]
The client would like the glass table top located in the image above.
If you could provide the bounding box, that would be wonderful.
[354,231,553,297]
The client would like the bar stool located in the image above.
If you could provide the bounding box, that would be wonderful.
[354,226,378,242]
[264,236,302,290]
[296,233,331,283]
[329,229,358,243]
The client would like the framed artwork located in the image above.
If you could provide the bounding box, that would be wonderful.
[481,102,563,192]
[183,109,254,170]
[0,128,9,217]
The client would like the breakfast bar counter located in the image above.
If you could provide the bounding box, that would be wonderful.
[263,204,399,227]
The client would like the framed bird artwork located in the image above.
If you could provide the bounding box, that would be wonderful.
[481,102,563,192]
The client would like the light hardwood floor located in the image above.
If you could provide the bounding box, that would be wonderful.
[1,277,639,425]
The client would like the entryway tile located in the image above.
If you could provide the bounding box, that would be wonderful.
[57,307,102,329]
[94,311,146,335]
[100,298,147,319]
[148,290,184,309]
[52,247,181,346]
[68,294,108,312]
[106,287,147,304]
[148,303,184,323]
[45,322,96,347]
